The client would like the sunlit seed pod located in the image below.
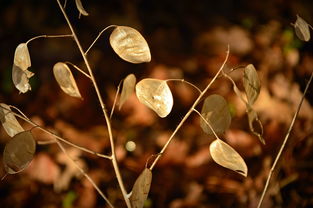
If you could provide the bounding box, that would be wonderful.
[119,74,136,110]
[75,0,89,16]
[135,79,173,118]
[110,26,151,64]
[210,139,247,177]
[3,131,36,174]
[53,62,82,98]
[130,168,152,208]
[12,64,33,93]
[293,15,310,42]
[0,103,24,137]
[200,94,231,135]
[13,43,31,71]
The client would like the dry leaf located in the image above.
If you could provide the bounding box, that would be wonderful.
[0,103,24,137]
[110,26,151,64]
[119,74,136,110]
[75,0,89,16]
[209,139,247,177]
[200,94,231,135]
[53,62,82,98]
[243,64,260,105]
[135,79,173,118]
[293,15,310,42]
[130,168,152,208]
[3,131,36,174]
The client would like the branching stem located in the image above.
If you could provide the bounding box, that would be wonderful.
[149,46,230,170]
[257,72,313,208]
[55,1,131,207]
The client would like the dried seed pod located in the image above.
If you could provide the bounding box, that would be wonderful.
[12,64,33,93]
[110,26,151,64]
[13,43,31,71]
[130,168,152,208]
[75,0,89,16]
[293,15,310,42]
[210,139,247,177]
[12,43,34,93]
[3,131,36,174]
[0,103,24,137]
[136,79,173,118]
[200,94,231,135]
[243,64,261,105]
[119,74,136,110]
[53,62,82,98]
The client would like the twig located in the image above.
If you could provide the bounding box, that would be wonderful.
[25,34,73,45]
[0,105,111,160]
[166,79,202,94]
[65,61,91,79]
[85,25,118,55]
[55,1,131,207]
[149,45,230,170]
[257,72,313,208]
[55,138,114,208]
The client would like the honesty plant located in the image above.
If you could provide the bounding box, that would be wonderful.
[1,1,312,208]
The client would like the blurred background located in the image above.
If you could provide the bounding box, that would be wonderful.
[1,0,313,207]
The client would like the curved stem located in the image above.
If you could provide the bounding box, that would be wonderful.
[65,61,91,79]
[257,72,313,208]
[85,25,118,55]
[166,79,202,94]
[26,34,73,45]
[149,46,230,170]
[55,1,131,207]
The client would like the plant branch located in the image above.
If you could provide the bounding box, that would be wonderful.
[149,46,230,170]
[0,105,111,160]
[85,25,118,55]
[55,138,114,208]
[64,61,91,79]
[166,79,202,94]
[55,1,131,207]
[26,34,73,44]
[257,72,313,208]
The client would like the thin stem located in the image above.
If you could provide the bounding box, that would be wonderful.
[166,79,202,94]
[0,105,111,160]
[65,61,91,79]
[55,1,131,207]
[257,72,313,208]
[55,139,114,208]
[110,80,122,119]
[26,34,73,45]
[85,25,118,55]
[149,46,230,170]
[193,108,221,141]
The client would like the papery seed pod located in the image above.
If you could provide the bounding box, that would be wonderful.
[110,26,151,64]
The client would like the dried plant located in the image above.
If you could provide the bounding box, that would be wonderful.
[1,1,312,208]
